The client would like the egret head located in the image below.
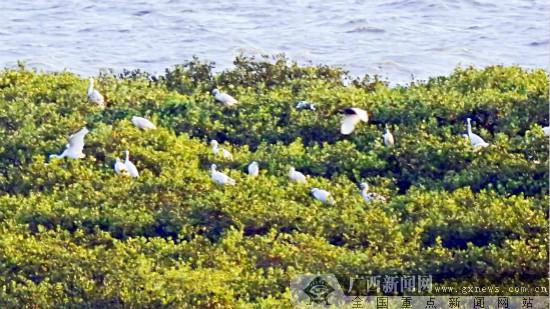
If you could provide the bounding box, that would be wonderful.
[211,163,217,170]
[466,117,471,123]
[289,166,295,172]
[210,140,218,147]
[359,182,369,191]
[212,89,219,96]
[310,188,319,194]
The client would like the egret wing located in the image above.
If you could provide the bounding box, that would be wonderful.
[351,108,368,122]
[125,161,139,177]
[89,90,104,104]
[219,93,238,105]
[67,128,88,150]
[341,115,360,135]
[469,133,486,146]
[384,132,394,146]
[133,117,156,129]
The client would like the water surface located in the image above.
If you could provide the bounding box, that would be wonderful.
[0,0,548,83]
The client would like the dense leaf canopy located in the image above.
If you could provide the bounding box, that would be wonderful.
[0,56,548,307]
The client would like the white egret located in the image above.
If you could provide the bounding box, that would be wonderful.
[49,127,89,159]
[114,158,127,175]
[211,140,233,159]
[131,116,156,130]
[543,126,550,137]
[248,161,259,176]
[359,183,386,203]
[124,150,139,178]
[383,126,394,147]
[466,118,489,148]
[289,167,307,183]
[295,101,316,111]
[211,164,236,185]
[87,78,105,107]
[340,108,368,135]
[212,89,238,106]
[311,188,335,205]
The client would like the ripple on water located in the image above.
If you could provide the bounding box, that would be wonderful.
[346,26,386,33]
[529,40,549,47]
[343,18,369,25]
[133,10,152,16]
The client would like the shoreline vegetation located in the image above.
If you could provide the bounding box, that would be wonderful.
[0,56,548,307]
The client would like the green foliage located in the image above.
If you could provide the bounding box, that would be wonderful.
[0,59,547,307]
